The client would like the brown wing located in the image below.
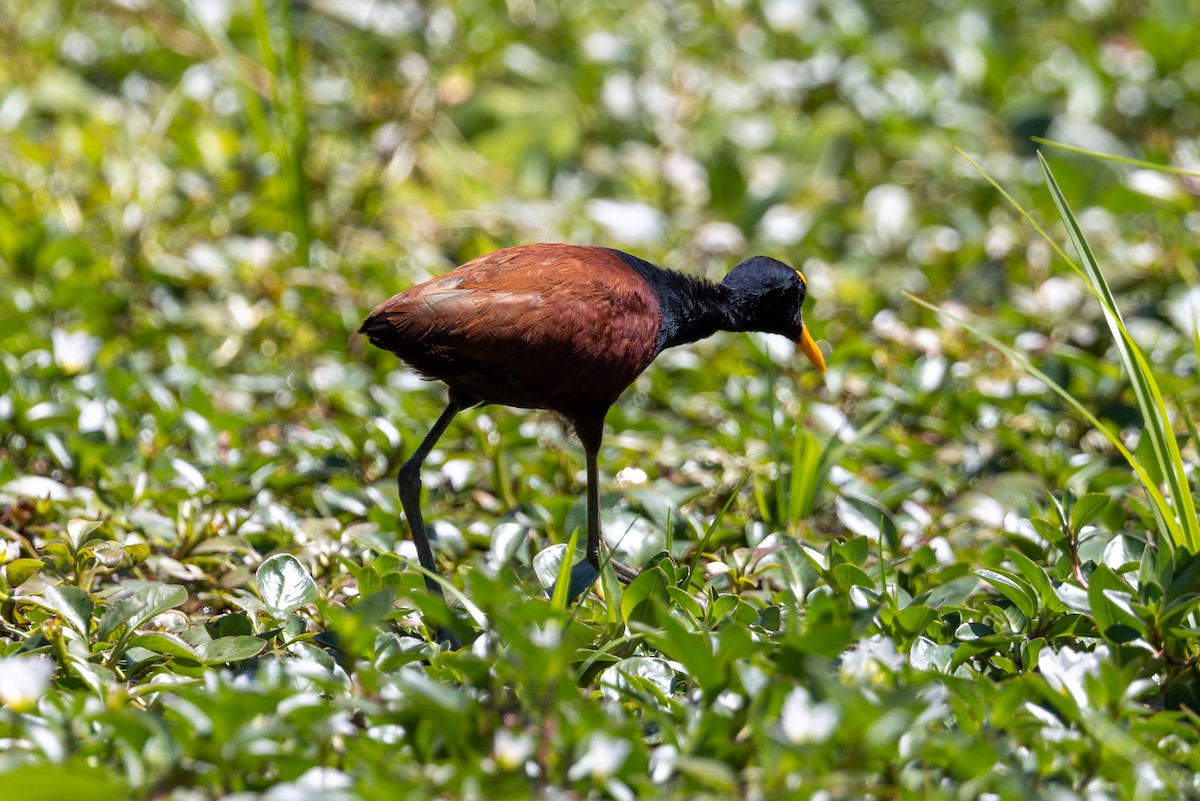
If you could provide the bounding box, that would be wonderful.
[361,244,663,416]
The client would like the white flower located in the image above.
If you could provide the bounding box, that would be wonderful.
[294,767,352,789]
[613,466,648,488]
[840,636,903,685]
[0,541,20,564]
[586,199,665,247]
[52,328,101,374]
[780,686,839,744]
[567,733,631,781]
[1040,644,1108,707]
[649,744,678,784]
[261,766,356,801]
[0,655,54,712]
[493,729,535,771]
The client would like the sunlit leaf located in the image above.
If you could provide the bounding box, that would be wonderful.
[256,554,318,617]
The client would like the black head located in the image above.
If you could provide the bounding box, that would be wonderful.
[721,256,826,373]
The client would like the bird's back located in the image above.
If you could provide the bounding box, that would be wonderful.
[361,244,663,418]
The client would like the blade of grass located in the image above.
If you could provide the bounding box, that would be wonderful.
[1039,153,1199,551]
[550,528,580,611]
[785,429,821,523]
[787,400,894,523]
[1032,137,1200,179]
[189,0,311,268]
[274,0,311,266]
[682,471,752,590]
[957,147,1199,550]
[181,0,273,157]
[761,342,785,526]
[906,293,1185,548]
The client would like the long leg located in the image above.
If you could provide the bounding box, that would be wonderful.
[398,397,464,640]
[565,440,640,599]
[584,445,602,570]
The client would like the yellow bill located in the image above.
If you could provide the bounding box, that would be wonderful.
[797,323,826,374]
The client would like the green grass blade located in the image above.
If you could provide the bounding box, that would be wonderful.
[1032,137,1200,178]
[276,0,311,266]
[785,429,821,523]
[683,471,751,590]
[182,0,273,156]
[550,528,580,611]
[1039,153,1200,550]
[906,293,1184,547]
[788,401,893,523]
[250,0,311,267]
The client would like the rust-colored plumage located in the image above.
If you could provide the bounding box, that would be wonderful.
[361,243,826,643]
[361,246,661,444]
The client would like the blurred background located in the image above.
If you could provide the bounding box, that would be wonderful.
[1,0,1199,560]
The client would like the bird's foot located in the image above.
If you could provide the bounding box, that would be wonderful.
[609,558,641,585]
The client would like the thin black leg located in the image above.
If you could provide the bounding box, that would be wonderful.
[398,397,464,646]
[564,442,640,600]
[585,446,602,570]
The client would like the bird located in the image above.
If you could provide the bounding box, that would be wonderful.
[360,243,826,634]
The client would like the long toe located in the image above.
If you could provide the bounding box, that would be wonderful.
[610,559,642,585]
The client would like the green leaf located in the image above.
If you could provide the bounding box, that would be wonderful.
[357,565,382,598]
[776,538,823,600]
[550,530,579,611]
[643,607,723,694]
[955,621,997,641]
[5,558,44,587]
[1088,565,1147,641]
[197,635,266,663]
[714,619,757,666]
[671,756,739,793]
[910,636,955,672]
[256,553,318,616]
[895,604,938,638]
[98,583,188,641]
[65,518,104,552]
[834,496,898,551]
[35,584,95,637]
[1070,494,1110,533]
[122,543,151,566]
[830,563,875,591]
[130,631,201,660]
[916,576,980,608]
[620,566,669,625]
[599,656,675,700]
[1054,583,1091,614]
[976,568,1037,621]
[667,586,704,619]
[0,764,127,801]
[1006,550,1065,614]
[1030,516,1070,556]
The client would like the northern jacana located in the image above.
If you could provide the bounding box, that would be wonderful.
[361,243,826,631]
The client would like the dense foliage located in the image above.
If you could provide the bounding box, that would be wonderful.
[2,1,1199,798]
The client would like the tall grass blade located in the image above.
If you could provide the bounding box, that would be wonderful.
[1039,153,1199,550]
[182,0,273,154]
[906,293,1185,547]
[1032,138,1200,178]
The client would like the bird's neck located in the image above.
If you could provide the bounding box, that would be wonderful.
[610,250,743,352]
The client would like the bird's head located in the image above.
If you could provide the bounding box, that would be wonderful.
[721,256,827,374]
